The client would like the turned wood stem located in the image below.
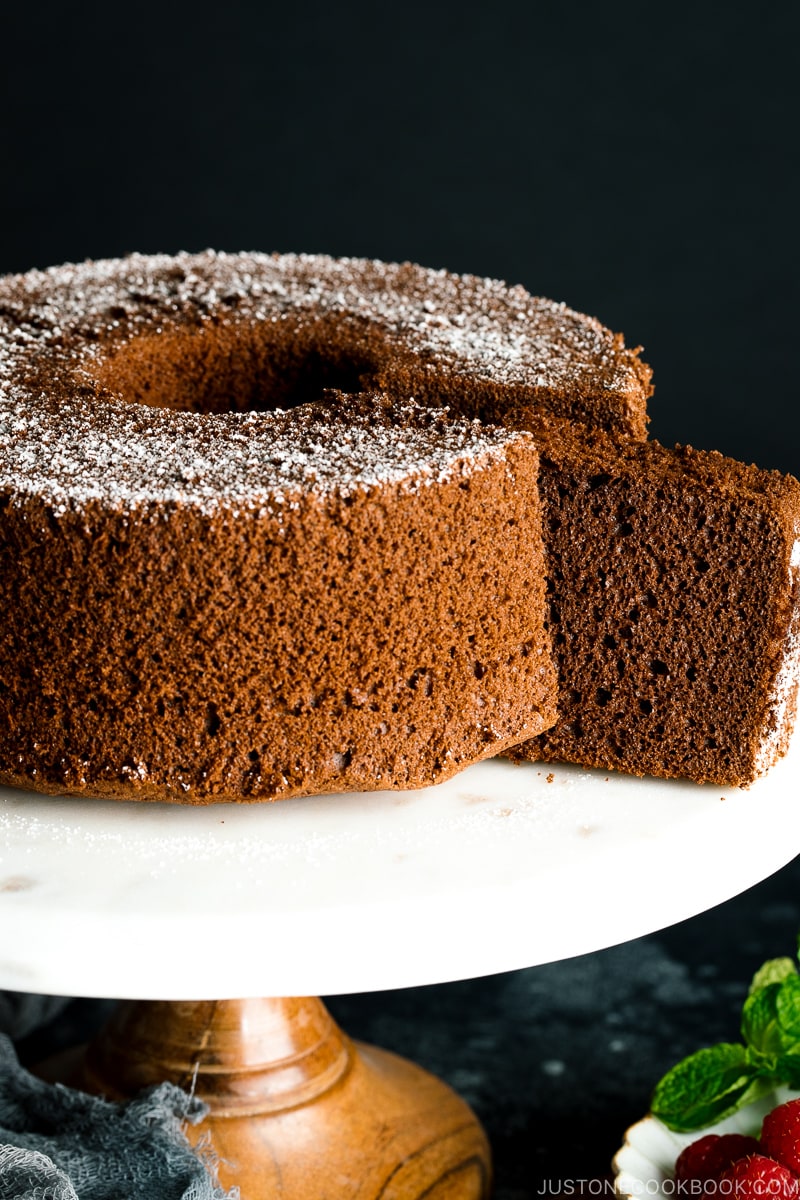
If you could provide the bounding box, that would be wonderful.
[83,997,351,1116]
[61,996,491,1199]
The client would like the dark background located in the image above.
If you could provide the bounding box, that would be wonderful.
[2,2,798,471]
[3,3,800,1196]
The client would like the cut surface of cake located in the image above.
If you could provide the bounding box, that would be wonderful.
[510,417,800,786]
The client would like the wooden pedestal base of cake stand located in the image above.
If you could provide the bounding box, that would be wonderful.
[48,995,491,1200]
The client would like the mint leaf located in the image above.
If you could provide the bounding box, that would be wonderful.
[776,975,800,1042]
[775,1052,800,1090]
[750,958,798,995]
[651,942,800,1132]
[742,984,784,1055]
[742,975,800,1055]
[651,1043,767,1132]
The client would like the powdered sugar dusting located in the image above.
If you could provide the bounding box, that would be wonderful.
[0,251,649,515]
[755,535,800,777]
[0,382,519,518]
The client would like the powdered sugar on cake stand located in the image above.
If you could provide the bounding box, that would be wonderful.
[1,727,799,1000]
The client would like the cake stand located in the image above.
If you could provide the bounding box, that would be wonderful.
[2,735,800,1199]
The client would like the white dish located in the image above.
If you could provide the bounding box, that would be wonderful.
[614,1089,797,1198]
[2,725,800,1001]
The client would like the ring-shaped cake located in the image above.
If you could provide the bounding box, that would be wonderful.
[0,251,652,803]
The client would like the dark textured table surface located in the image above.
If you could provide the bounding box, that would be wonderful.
[12,851,800,1199]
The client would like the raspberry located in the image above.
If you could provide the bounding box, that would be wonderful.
[675,1134,761,1184]
[762,1099,800,1175]
[718,1154,799,1199]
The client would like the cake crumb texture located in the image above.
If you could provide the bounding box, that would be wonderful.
[511,418,800,786]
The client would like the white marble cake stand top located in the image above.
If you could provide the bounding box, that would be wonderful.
[1,731,799,1001]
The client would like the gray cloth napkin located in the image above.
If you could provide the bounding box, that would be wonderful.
[0,1034,236,1200]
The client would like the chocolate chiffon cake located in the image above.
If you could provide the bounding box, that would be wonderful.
[0,392,556,803]
[1,248,647,804]
[0,248,798,801]
[511,418,800,785]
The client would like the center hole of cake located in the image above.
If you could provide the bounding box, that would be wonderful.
[94,324,379,415]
